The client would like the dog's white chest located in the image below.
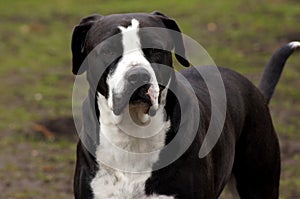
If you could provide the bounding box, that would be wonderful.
[91,95,172,199]
[91,121,172,199]
[91,168,150,199]
[91,169,174,199]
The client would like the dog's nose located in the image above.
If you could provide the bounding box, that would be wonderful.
[126,68,151,85]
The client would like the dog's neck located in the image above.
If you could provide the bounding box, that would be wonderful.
[95,93,170,172]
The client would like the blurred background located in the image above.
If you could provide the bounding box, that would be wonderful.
[0,0,299,198]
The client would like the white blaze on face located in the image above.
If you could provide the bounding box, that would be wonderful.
[106,18,159,114]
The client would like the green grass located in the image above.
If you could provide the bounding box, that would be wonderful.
[0,0,299,198]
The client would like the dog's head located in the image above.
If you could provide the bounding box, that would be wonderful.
[71,11,189,120]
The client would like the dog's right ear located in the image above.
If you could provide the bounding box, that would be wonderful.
[71,14,102,75]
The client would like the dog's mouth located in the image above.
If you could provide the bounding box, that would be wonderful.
[112,84,159,117]
[130,84,152,108]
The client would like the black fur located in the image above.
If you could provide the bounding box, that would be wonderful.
[71,14,102,75]
[259,43,300,103]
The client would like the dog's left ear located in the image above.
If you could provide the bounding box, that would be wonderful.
[71,14,103,75]
[152,11,190,67]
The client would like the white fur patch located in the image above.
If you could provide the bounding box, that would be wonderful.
[288,41,300,49]
[106,18,160,113]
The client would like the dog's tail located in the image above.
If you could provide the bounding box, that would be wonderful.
[258,41,300,104]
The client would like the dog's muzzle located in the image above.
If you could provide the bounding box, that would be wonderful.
[112,68,159,116]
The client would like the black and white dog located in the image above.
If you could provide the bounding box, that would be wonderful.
[71,11,299,199]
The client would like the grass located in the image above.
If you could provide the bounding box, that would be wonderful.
[0,0,299,198]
